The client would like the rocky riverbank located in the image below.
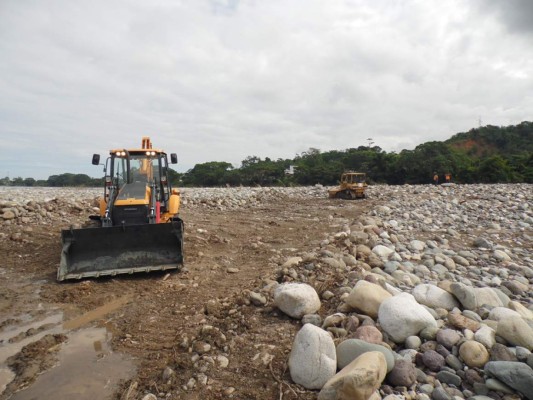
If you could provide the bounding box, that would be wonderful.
[1,183,532,400]
[266,184,532,399]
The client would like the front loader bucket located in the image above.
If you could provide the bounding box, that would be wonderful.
[58,219,184,281]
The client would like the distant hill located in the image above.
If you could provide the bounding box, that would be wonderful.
[445,121,533,158]
[2,122,532,187]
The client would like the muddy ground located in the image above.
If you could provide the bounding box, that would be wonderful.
[0,193,375,400]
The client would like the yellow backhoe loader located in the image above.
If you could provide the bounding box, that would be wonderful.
[58,137,184,281]
[328,171,367,199]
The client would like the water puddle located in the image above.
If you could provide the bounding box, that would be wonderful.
[0,313,63,345]
[0,314,64,364]
[10,326,135,400]
[0,367,15,395]
[1,295,135,398]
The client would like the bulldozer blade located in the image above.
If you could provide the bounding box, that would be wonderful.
[58,219,184,281]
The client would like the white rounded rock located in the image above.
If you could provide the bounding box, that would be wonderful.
[488,307,522,321]
[274,283,321,319]
[378,293,437,343]
[474,325,496,349]
[412,284,460,311]
[497,316,533,350]
[372,245,394,260]
[289,323,337,389]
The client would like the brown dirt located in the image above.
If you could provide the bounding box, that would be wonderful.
[0,196,375,400]
[448,137,498,156]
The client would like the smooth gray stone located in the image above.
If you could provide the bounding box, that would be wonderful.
[445,354,463,371]
[485,378,515,394]
[472,382,489,395]
[484,361,533,400]
[336,338,395,372]
[436,370,461,387]
[431,386,452,400]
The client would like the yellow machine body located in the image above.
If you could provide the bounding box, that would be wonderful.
[328,172,368,199]
[59,137,183,281]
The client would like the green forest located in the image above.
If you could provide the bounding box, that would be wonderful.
[2,122,532,187]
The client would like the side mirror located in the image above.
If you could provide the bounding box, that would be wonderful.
[170,153,178,164]
[92,154,100,165]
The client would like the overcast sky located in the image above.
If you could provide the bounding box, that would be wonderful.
[1,0,532,179]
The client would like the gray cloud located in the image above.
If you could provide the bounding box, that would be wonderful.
[0,0,532,179]
[474,0,533,35]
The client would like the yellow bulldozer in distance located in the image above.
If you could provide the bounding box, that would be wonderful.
[58,137,184,281]
[328,171,367,199]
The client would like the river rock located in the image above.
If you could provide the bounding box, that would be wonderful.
[436,370,462,387]
[490,343,518,362]
[459,340,489,368]
[493,249,512,262]
[412,284,460,311]
[386,359,417,387]
[351,325,383,344]
[496,316,533,350]
[489,307,522,321]
[421,349,445,372]
[484,361,533,400]
[336,338,395,372]
[372,245,394,260]
[318,351,387,400]
[378,293,437,343]
[274,283,321,319]
[474,325,496,349]
[473,237,492,249]
[289,323,336,389]
[436,329,461,349]
[345,280,392,318]
[450,283,504,310]
[508,301,533,320]
[447,311,481,331]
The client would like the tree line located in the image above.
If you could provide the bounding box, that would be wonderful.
[0,174,103,187]
[2,122,532,187]
[178,121,532,186]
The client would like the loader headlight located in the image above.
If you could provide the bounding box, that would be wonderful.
[145,151,156,156]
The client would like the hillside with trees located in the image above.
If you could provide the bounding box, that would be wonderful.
[2,122,532,187]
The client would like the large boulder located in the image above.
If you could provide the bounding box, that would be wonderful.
[345,280,392,318]
[450,283,504,310]
[412,284,460,311]
[485,361,533,400]
[488,307,522,321]
[289,324,337,389]
[318,351,387,400]
[378,293,437,343]
[496,316,533,350]
[274,283,321,319]
[508,301,533,320]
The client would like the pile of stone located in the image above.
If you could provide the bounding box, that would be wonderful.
[0,187,100,236]
[254,183,532,399]
[0,185,329,227]
[180,185,326,210]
